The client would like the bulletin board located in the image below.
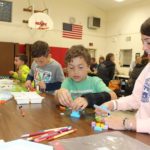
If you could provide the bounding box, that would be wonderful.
[0,0,12,22]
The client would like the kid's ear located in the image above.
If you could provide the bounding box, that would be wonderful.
[48,53,51,57]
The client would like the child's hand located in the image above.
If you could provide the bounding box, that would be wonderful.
[104,116,126,130]
[55,88,72,107]
[38,81,46,90]
[94,101,113,116]
[109,91,117,100]
[25,80,32,89]
[9,71,14,75]
[71,97,88,111]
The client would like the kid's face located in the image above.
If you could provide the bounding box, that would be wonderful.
[111,55,115,62]
[34,55,50,67]
[67,57,89,82]
[14,57,24,67]
[141,34,150,57]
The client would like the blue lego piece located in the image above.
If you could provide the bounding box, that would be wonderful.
[100,105,110,115]
[94,126,102,132]
[94,104,110,115]
[70,111,80,118]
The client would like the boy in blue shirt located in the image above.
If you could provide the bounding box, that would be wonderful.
[25,40,64,92]
[55,45,117,110]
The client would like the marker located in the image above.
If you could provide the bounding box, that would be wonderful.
[21,126,72,138]
[34,127,72,143]
[19,105,25,117]
[34,131,58,142]
[26,131,56,141]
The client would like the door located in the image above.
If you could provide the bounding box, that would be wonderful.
[0,42,15,75]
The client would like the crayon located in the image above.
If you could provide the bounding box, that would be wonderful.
[34,127,72,143]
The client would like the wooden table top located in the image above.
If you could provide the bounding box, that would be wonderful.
[0,94,149,146]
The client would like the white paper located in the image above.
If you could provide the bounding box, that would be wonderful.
[0,139,5,146]
[0,139,53,150]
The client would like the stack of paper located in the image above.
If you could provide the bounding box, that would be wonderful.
[11,92,44,104]
[0,139,53,150]
[0,79,14,91]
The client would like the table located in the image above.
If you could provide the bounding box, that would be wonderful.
[115,74,129,80]
[0,94,149,146]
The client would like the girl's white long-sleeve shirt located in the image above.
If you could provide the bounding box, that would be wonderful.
[116,63,150,134]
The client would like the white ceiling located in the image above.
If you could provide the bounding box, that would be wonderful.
[84,0,143,11]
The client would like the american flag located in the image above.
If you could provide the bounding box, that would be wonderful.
[62,23,82,39]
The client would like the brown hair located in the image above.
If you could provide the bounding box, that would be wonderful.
[65,45,91,65]
[15,54,28,64]
[106,53,114,61]
[99,56,105,62]
[140,18,150,36]
[31,40,50,58]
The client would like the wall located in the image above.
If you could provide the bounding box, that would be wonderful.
[106,0,150,75]
[0,0,106,59]
[1,0,150,75]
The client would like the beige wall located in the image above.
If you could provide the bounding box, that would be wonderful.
[106,0,150,74]
[0,0,106,58]
[1,0,150,75]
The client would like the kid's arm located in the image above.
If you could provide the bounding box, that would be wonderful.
[12,72,19,79]
[19,67,30,82]
[45,82,62,91]
[81,92,111,108]
[26,74,34,81]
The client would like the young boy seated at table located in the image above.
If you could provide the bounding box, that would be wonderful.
[9,54,30,82]
[25,40,65,93]
[55,45,117,110]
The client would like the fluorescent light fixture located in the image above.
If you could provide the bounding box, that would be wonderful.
[115,0,125,2]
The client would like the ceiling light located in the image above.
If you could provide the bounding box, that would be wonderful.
[115,0,125,2]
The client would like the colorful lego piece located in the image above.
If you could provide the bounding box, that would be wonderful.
[91,121,96,128]
[60,112,65,116]
[103,124,109,130]
[94,104,110,116]
[91,121,108,132]
[95,115,105,122]
[59,105,66,111]
[94,126,102,132]
[70,111,80,118]
[0,100,6,104]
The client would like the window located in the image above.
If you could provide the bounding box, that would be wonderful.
[119,49,132,67]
